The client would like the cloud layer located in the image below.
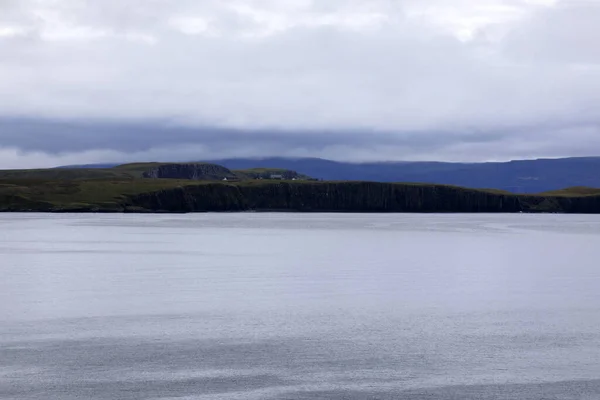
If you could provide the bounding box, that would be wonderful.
[1,0,599,167]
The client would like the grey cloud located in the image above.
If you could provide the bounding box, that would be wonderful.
[503,2,600,64]
[1,0,600,167]
[0,118,502,154]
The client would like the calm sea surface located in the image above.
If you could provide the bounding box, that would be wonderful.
[1,213,600,399]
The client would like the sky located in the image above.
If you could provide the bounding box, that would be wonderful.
[1,0,599,168]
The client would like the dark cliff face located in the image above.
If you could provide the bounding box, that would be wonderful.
[127,182,600,214]
[551,195,600,213]
[4,180,600,213]
[142,164,236,180]
[130,184,247,212]
[127,182,541,213]
[236,182,525,213]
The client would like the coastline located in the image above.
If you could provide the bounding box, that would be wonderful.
[2,180,600,214]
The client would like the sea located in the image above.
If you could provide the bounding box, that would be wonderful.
[1,213,600,399]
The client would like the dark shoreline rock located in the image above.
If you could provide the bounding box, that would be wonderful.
[3,181,600,214]
[126,182,600,214]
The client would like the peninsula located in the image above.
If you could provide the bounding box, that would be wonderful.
[1,162,600,213]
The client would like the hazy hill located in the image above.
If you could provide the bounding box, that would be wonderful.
[210,157,600,193]
[58,157,600,193]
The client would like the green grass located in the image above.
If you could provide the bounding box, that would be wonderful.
[0,178,211,210]
[0,168,132,181]
[540,187,600,197]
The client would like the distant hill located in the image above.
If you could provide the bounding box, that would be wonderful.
[56,157,600,193]
[17,163,308,182]
[209,157,600,193]
[57,163,120,169]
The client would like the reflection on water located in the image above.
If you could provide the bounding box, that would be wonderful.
[1,213,600,399]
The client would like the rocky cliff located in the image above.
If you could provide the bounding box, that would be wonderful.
[142,163,236,180]
[4,177,600,214]
[126,182,600,213]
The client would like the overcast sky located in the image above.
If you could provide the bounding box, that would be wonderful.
[1,0,599,168]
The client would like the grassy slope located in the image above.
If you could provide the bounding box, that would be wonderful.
[0,163,314,210]
[540,187,600,197]
[0,178,217,210]
[0,168,132,181]
[0,163,305,181]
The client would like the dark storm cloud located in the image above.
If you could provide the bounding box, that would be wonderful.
[4,117,599,167]
[0,117,505,154]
